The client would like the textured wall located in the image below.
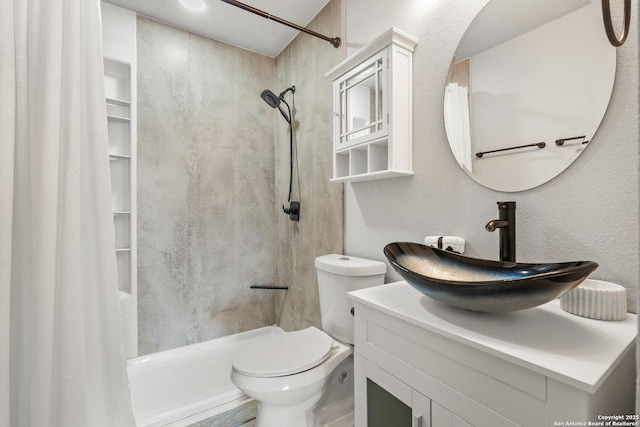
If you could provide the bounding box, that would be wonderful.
[343,0,639,311]
[274,0,345,331]
[136,17,277,354]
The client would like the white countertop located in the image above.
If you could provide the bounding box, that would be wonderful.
[348,281,637,393]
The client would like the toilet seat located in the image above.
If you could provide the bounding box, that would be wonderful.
[232,327,334,378]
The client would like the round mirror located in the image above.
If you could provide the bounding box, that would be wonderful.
[444,0,616,192]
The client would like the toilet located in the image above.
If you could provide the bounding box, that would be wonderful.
[230,254,386,427]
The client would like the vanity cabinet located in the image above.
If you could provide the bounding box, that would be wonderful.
[325,28,417,183]
[357,354,431,426]
[349,282,637,427]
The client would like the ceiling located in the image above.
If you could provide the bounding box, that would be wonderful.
[455,0,591,59]
[102,0,331,58]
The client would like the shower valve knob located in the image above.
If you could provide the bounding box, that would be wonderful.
[282,201,300,222]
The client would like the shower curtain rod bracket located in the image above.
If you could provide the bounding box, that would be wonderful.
[220,0,341,48]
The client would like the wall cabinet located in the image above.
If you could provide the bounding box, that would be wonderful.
[325,28,417,183]
[349,282,637,427]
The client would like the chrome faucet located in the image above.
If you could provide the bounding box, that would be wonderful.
[485,201,516,262]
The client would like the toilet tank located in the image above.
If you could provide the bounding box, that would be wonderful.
[315,254,386,345]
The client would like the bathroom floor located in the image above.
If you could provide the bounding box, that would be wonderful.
[187,400,257,427]
[190,417,255,427]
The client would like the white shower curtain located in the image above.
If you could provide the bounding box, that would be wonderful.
[444,82,473,172]
[1,0,136,426]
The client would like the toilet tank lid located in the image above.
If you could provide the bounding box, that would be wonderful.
[315,254,386,276]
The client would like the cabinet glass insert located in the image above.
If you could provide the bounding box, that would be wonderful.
[339,56,385,145]
[366,378,411,427]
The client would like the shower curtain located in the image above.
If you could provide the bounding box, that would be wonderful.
[1,0,136,426]
[444,82,473,172]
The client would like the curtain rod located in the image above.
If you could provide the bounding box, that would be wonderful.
[220,0,341,48]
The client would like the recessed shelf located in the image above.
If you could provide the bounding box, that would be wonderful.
[107,118,130,156]
[106,97,131,107]
[114,212,130,249]
[104,59,131,102]
[107,114,130,123]
[115,249,131,293]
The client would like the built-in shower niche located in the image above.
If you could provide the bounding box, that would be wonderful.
[104,56,137,358]
[105,58,133,293]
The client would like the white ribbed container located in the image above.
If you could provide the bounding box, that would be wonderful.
[560,279,627,321]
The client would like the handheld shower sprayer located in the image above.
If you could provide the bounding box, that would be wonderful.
[261,85,299,221]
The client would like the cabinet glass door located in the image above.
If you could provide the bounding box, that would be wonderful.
[367,378,412,427]
[337,51,387,150]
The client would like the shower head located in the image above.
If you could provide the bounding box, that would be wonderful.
[261,89,281,108]
[261,86,295,124]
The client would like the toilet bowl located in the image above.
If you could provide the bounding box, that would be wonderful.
[231,327,352,427]
[230,254,386,427]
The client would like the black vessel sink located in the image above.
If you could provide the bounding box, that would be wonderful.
[383,242,598,312]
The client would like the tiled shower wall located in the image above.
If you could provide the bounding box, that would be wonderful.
[135,0,345,353]
[136,17,277,354]
[274,0,345,330]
